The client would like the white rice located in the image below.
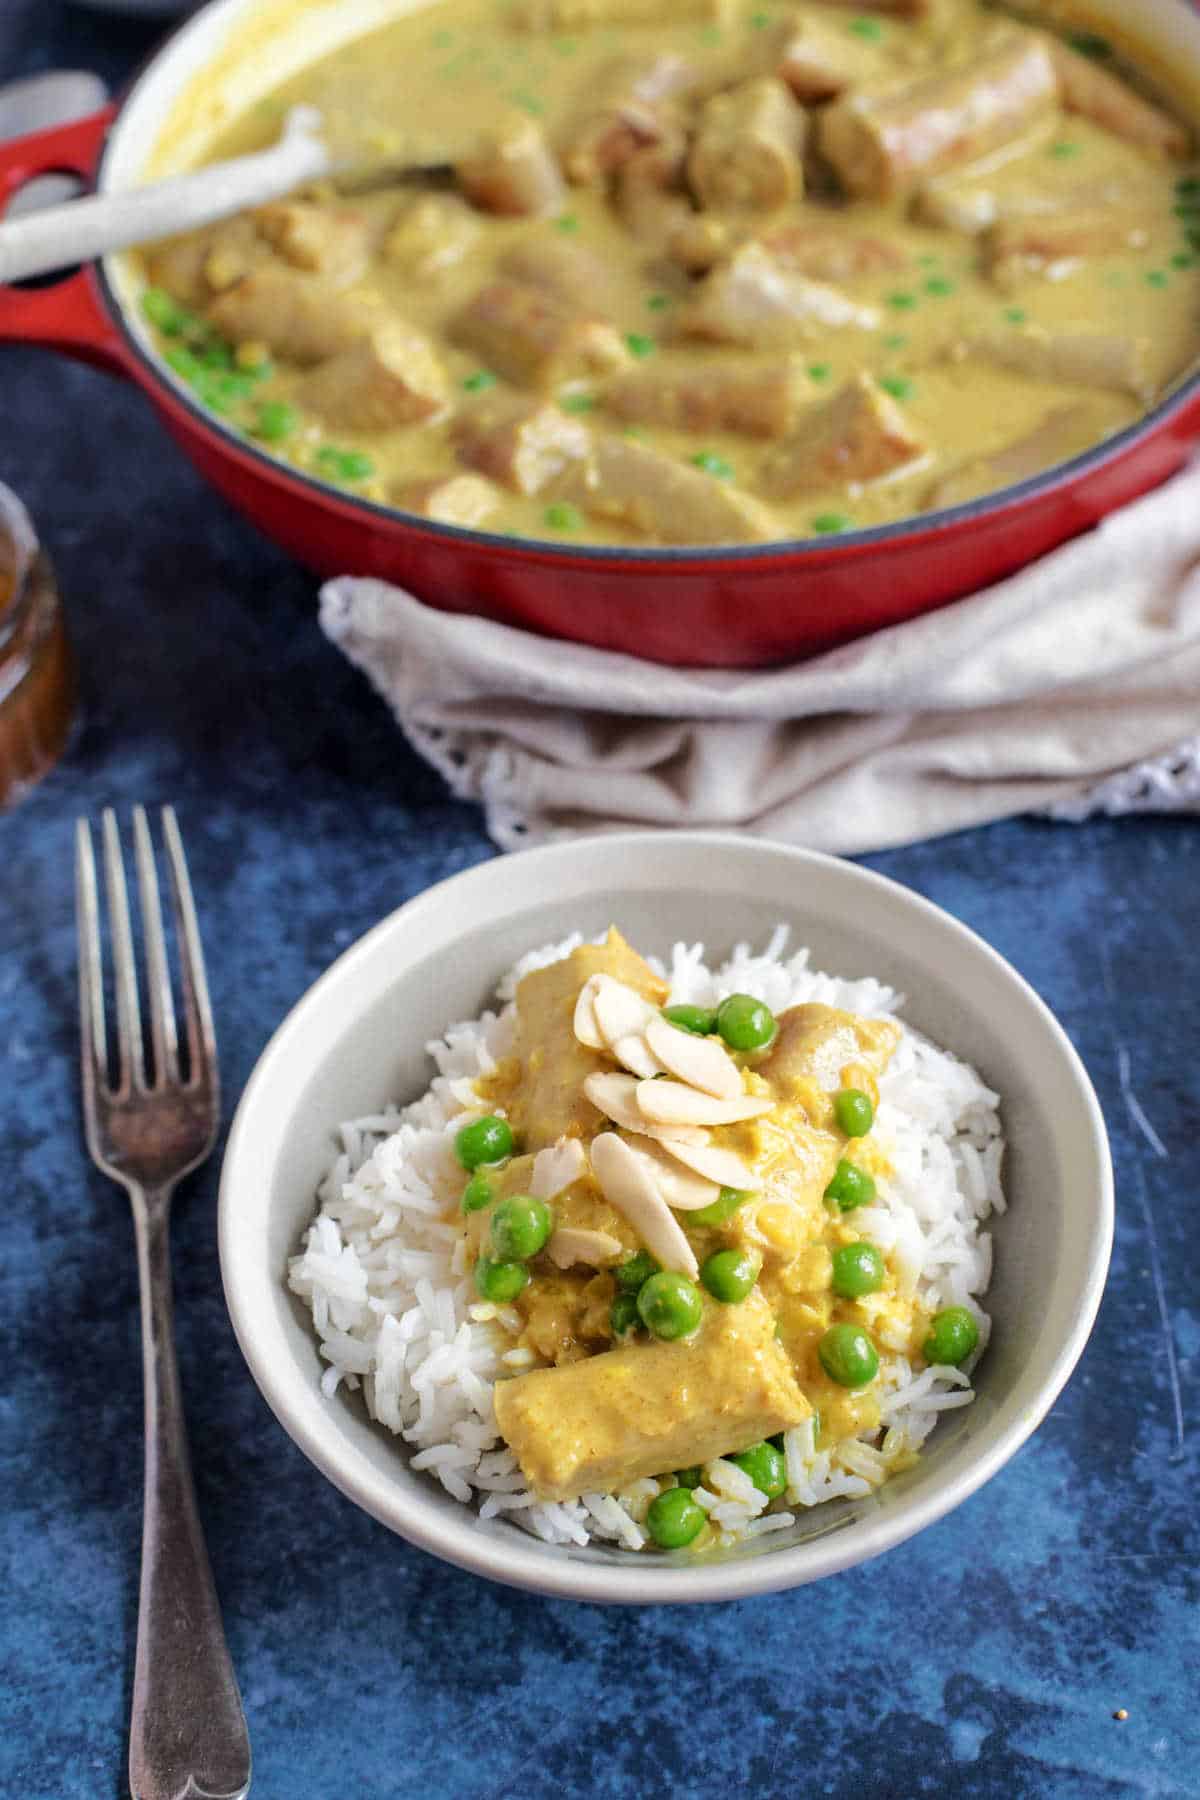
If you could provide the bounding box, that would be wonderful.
[288,929,1004,1551]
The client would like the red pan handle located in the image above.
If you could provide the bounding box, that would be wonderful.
[0,106,136,377]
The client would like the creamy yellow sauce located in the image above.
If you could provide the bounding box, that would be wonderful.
[467,929,945,1534]
[137,0,1200,546]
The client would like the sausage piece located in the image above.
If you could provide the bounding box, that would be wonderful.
[818,34,1059,198]
[392,473,503,528]
[253,200,371,285]
[688,78,807,214]
[984,208,1151,287]
[302,322,449,430]
[206,267,382,365]
[560,53,697,186]
[499,238,623,318]
[605,354,812,439]
[382,195,480,279]
[760,374,927,499]
[1046,38,1190,158]
[676,243,880,348]
[456,113,567,218]
[564,435,780,543]
[451,280,631,389]
[925,404,1099,508]
[453,400,592,495]
[615,138,731,271]
[960,327,1155,401]
[759,216,908,281]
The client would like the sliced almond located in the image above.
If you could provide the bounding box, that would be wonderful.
[583,1072,707,1145]
[635,1078,775,1128]
[592,975,659,1047]
[589,1131,699,1279]
[655,1137,762,1192]
[572,975,607,1050]
[546,1225,624,1270]
[530,1136,588,1201]
[611,1032,665,1080]
[645,1014,743,1100]
[622,1134,722,1212]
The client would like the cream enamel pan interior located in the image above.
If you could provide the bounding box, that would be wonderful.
[218,834,1113,1604]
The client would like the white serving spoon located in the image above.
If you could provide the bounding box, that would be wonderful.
[0,104,336,284]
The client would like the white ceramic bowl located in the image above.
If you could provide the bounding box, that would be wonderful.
[219,833,1113,1604]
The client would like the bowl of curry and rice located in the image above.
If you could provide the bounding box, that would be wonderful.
[218,833,1111,1602]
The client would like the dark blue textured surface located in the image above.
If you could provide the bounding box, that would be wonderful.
[3,14,1199,1798]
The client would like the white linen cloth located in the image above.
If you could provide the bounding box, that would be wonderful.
[320,461,1200,854]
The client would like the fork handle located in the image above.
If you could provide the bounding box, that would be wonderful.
[128,1190,252,1800]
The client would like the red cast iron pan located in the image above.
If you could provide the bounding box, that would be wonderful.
[2,6,1199,669]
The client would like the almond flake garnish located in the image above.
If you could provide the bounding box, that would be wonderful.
[589,1132,699,1278]
[546,1225,624,1270]
[635,1078,775,1127]
[591,975,660,1046]
[654,1138,762,1192]
[583,1071,707,1145]
[622,1134,722,1211]
[610,1032,664,1080]
[573,975,607,1050]
[530,1136,588,1200]
[645,1014,742,1100]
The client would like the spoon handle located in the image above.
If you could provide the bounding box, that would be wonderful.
[0,104,330,283]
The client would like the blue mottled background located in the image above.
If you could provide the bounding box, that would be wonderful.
[2,10,1198,1796]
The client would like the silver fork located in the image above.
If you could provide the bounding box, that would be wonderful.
[76,806,252,1800]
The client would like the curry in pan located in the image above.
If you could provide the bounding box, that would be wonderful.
[138,0,1200,546]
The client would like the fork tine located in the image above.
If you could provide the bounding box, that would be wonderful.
[75,818,108,1111]
[102,808,145,1093]
[132,805,179,1087]
[161,807,218,1094]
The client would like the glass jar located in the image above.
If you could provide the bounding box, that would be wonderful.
[0,481,75,807]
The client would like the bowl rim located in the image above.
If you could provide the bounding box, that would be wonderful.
[95,0,1200,570]
[218,831,1114,1604]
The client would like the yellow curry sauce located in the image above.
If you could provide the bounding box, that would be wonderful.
[137,0,1200,547]
[462,929,933,1527]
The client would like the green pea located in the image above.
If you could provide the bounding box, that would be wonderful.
[834,1088,875,1137]
[661,1003,718,1036]
[728,1440,786,1499]
[543,502,583,530]
[252,401,298,443]
[141,286,186,335]
[637,1270,703,1340]
[473,1256,530,1303]
[610,1292,641,1339]
[691,450,734,480]
[559,392,595,413]
[831,1241,886,1299]
[625,331,657,358]
[824,1159,876,1212]
[924,274,956,296]
[808,361,832,381]
[688,1185,752,1228]
[196,340,234,371]
[716,993,777,1052]
[615,1249,659,1292]
[645,1485,706,1548]
[164,346,200,380]
[701,1247,761,1304]
[848,15,883,39]
[887,291,918,311]
[338,450,376,480]
[673,1466,703,1488]
[462,369,497,392]
[555,212,579,233]
[819,1323,879,1388]
[1048,141,1081,159]
[923,1305,979,1367]
[879,375,913,400]
[812,512,852,535]
[455,1114,514,1170]
[461,1173,494,1214]
[490,1193,552,1261]
[645,292,671,311]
